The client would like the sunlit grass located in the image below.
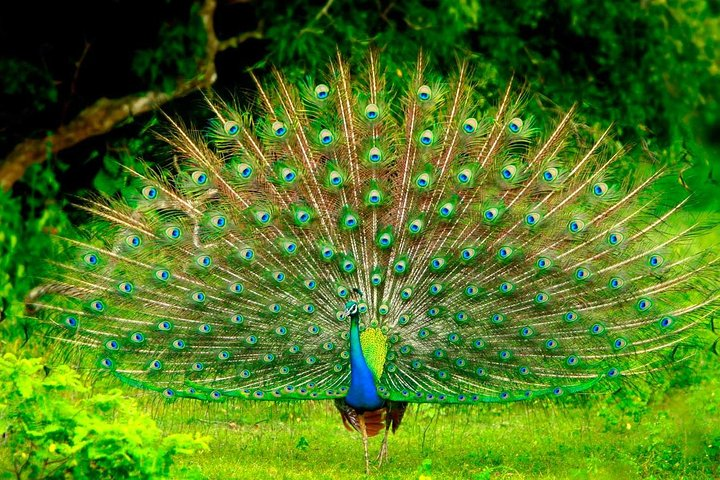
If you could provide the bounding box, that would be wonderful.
[162,377,720,479]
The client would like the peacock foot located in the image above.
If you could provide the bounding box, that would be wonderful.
[376,439,389,466]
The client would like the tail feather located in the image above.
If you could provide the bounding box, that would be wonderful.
[28,53,719,406]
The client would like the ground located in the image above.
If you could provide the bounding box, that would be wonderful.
[164,377,720,479]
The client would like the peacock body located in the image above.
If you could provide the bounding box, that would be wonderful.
[29,52,719,473]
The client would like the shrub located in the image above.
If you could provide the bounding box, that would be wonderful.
[0,353,209,479]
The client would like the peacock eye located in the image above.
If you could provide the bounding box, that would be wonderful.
[126,235,141,247]
[64,315,78,328]
[192,171,208,185]
[462,117,477,133]
[568,219,585,233]
[608,232,624,245]
[418,85,432,101]
[296,210,310,223]
[508,117,523,133]
[648,254,664,267]
[272,121,287,137]
[282,168,297,182]
[329,171,343,186]
[211,215,227,228]
[637,298,652,311]
[501,165,517,180]
[430,257,445,270]
[367,189,383,205]
[368,147,382,163]
[237,163,253,179]
[419,130,433,146]
[592,182,608,197]
[256,211,271,224]
[525,212,540,225]
[484,208,499,221]
[438,202,454,218]
[142,186,158,199]
[416,173,430,188]
[155,269,170,281]
[365,103,380,120]
[315,84,329,99]
[535,292,548,303]
[542,167,558,182]
[164,227,181,239]
[575,267,590,280]
[536,257,552,269]
[457,168,472,184]
[319,129,334,145]
[224,120,239,135]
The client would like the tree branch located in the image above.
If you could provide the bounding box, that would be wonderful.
[0,0,263,190]
[218,22,264,52]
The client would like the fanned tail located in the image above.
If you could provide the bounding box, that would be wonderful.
[28,53,719,407]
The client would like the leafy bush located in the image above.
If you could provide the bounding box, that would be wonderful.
[0,158,70,348]
[0,353,209,479]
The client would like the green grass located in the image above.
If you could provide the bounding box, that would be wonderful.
[161,377,720,479]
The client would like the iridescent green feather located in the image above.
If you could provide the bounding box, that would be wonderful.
[29,53,719,409]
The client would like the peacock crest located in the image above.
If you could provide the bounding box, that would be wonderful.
[28,51,719,472]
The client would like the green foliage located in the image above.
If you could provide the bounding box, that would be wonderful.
[91,125,161,196]
[0,159,71,348]
[0,59,58,111]
[259,0,719,139]
[0,353,209,479]
[132,2,208,92]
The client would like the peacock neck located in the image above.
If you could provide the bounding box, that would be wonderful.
[345,315,384,411]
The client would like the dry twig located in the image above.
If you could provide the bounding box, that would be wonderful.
[0,0,262,189]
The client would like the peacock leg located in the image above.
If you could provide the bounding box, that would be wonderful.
[358,414,370,474]
[377,422,390,466]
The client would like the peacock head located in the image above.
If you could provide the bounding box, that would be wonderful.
[343,300,359,320]
[340,288,363,323]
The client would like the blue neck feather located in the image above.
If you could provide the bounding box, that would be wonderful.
[345,315,383,411]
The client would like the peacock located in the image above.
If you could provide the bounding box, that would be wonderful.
[28,51,720,474]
